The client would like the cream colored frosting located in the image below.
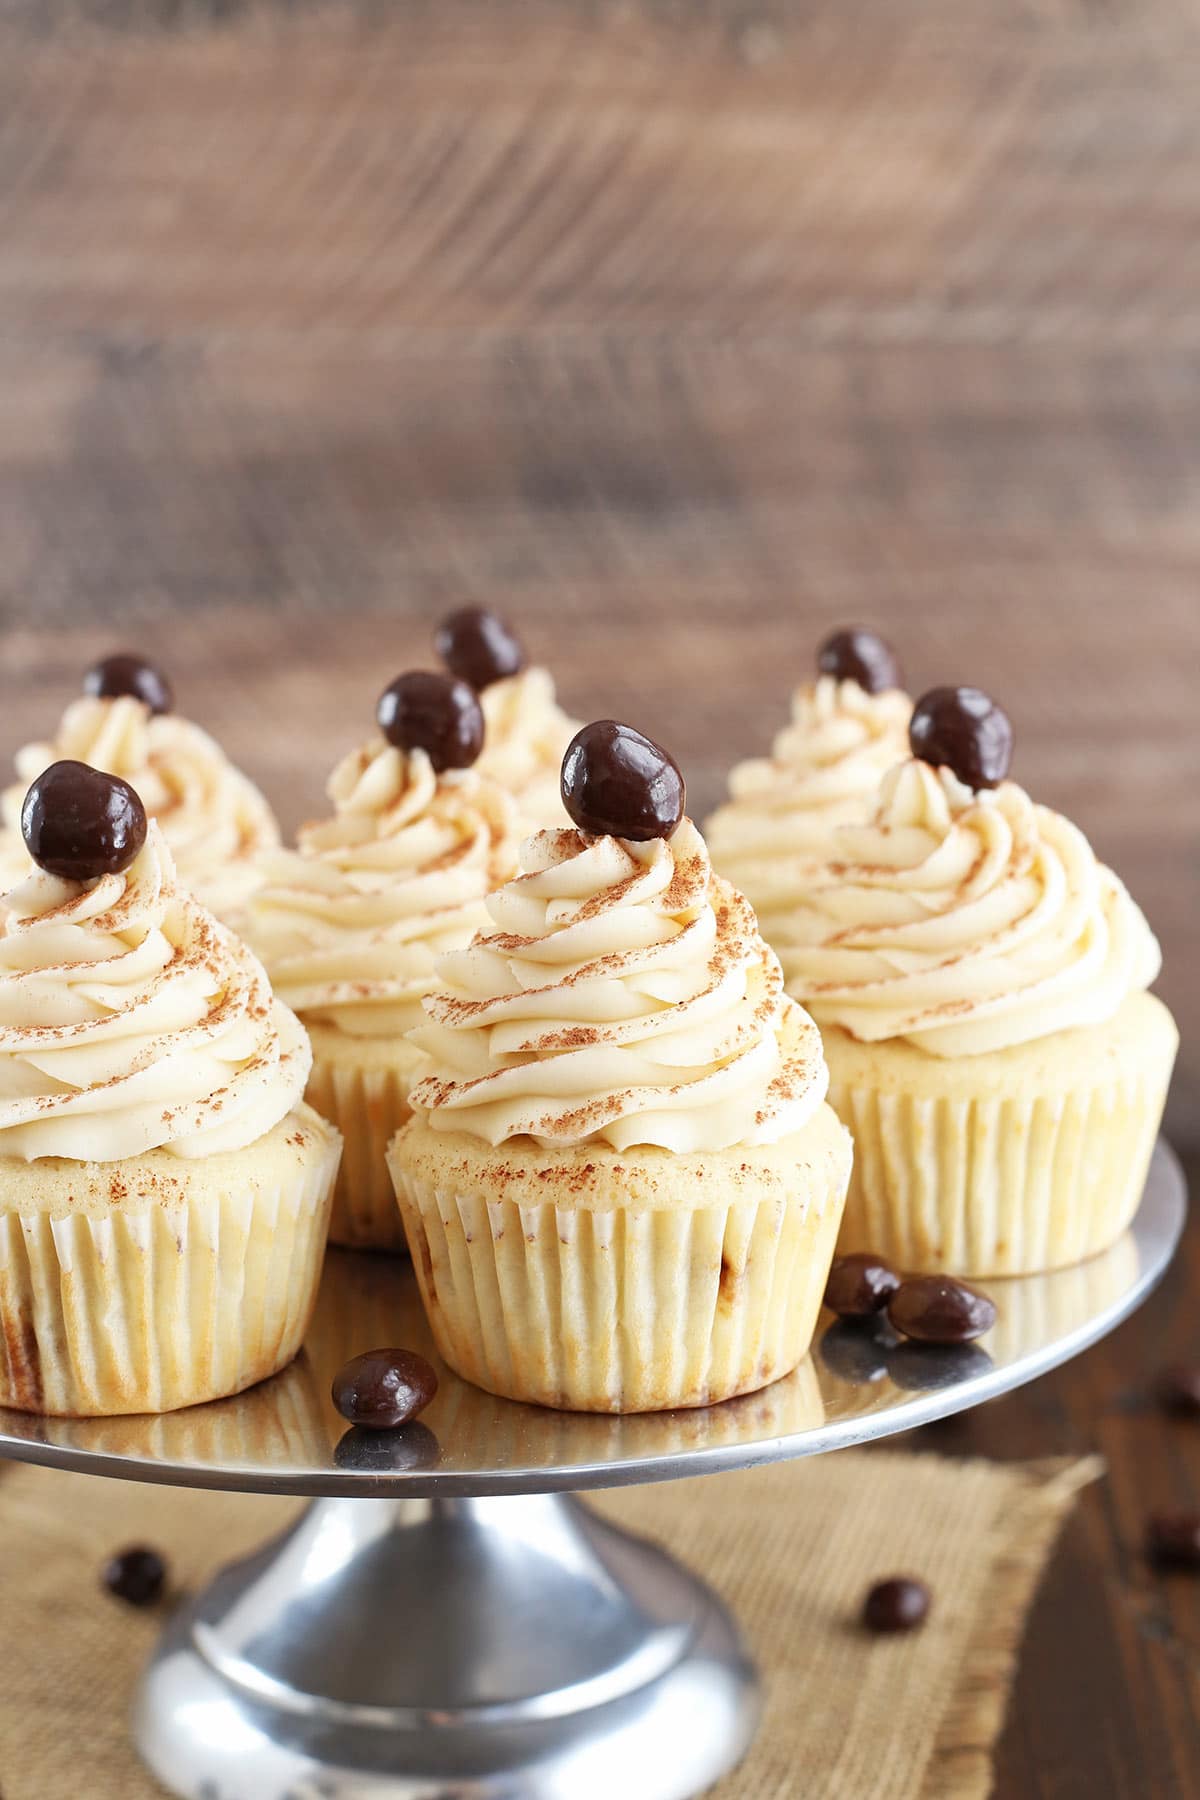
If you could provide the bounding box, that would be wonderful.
[477,668,580,828]
[778,758,1162,1057]
[706,677,913,915]
[407,817,829,1152]
[0,824,309,1162]
[245,742,521,1039]
[0,696,279,921]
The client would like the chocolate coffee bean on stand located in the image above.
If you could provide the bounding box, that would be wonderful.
[332,1348,439,1430]
[817,627,903,696]
[824,1253,900,1319]
[908,686,1014,790]
[84,651,174,716]
[861,1577,931,1634]
[376,671,485,773]
[102,1545,168,1608]
[21,760,148,882]
[560,721,685,842]
[435,606,525,691]
[887,1275,996,1346]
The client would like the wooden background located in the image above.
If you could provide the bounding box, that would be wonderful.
[1,15,1200,1792]
[0,2,1195,1143]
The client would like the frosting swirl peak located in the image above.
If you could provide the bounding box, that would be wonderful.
[778,759,1162,1056]
[0,824,309,1161]
[245,742,520,1038]
[1,695,279,921]
[408,817,828,1152]
[707,676,913,871]
[477,667,580,828]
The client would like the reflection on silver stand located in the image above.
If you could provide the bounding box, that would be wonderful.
[137,1491,757,1799]
[0,1142,1184,1800]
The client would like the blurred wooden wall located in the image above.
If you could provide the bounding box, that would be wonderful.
[0,2,1197,1140]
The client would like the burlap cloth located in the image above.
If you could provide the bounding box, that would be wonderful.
[0,1449,1098,1800]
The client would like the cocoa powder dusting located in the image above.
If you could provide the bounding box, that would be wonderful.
[573,868,642,922]
[660,852,707,916]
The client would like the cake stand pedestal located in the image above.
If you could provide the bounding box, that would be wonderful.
[0,1142,1186,1800]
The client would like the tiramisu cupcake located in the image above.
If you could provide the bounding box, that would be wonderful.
[0,761,340,1417]
[435,608,580,828]
[706,629,911,949]
[0,653,278,924]
[782,687,1177,1277]
[245,672,520,1251]
[388,720,852,1413]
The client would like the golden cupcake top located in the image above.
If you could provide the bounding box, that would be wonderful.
[408,719,830,1153]
[435,608,580,828]
[706,627,912,884]
[0,652,279,920]
[778,685,1162,1057]
[245,671,521,1039]
[0,761,309,1162]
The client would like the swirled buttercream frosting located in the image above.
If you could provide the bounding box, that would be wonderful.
[245,742,521,1038]
[0,823,309,1161]
[477,668,580,828]
[777,758,1162,1057]
[407,817,829,1152]
[0,696,279,919]
[706,676,912,908]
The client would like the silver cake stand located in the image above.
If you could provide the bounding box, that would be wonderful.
[0,1141,1186,1800]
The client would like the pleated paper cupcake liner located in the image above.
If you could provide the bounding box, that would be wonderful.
[0,1111,340,1417]
[828,1019,1176,1278]
[306,1050,420,1251]
[388,1147,849,1414]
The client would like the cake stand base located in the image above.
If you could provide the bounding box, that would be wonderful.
[135,1490,760,1800]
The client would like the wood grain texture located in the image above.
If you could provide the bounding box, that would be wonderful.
[0,15,1196,1785]
[912,1153,1200,1800]
[0,10,1195,1149]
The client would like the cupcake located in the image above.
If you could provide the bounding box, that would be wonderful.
[388,719,852,1414]
[435,607,580,828]
[0,760,340,1417]
[0,652,279,924]
[245,671,521,1251]
[780,687,1177,1277]
[706,628,912,945]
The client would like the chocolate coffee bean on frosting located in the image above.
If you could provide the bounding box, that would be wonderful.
[435,606,525,691]
[376,671,485,772]
[84,652,174,716]
[817,628,902,696]
[560,721,685,842]
[887,1274,996,1346]
[21,760,148,881]
[908,686,1013,790]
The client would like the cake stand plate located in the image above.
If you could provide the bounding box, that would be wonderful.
[0,1142,1186,1800]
